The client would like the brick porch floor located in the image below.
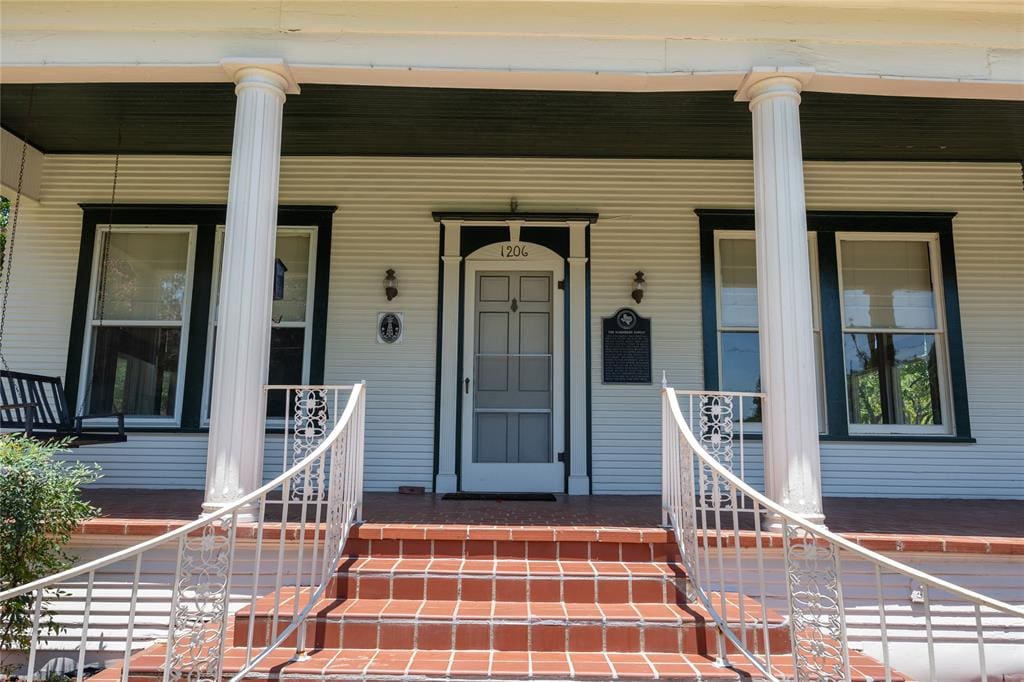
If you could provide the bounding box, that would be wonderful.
[77,489,1023,555]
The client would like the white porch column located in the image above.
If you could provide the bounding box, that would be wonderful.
[203,61,297,515]
[567,221,590,495]
[737,68,824,524]
[435,222,461,493]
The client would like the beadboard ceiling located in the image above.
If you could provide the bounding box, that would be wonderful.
[1,83,1021,161]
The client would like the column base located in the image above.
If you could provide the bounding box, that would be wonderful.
[435,473,458,494]
[567,475,590,496]
[763,510,826,532]
[201,500,258,524]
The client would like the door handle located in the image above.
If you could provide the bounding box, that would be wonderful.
[464,377,471,394]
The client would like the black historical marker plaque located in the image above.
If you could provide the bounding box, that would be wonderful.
[602,308,652,384]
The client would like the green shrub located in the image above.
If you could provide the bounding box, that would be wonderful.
[0,435,100,669]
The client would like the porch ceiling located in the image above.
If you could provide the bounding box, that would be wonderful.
[1,83,1021,161]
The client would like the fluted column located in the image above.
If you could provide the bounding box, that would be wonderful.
[203,65,291,515]
[741,70,824,525]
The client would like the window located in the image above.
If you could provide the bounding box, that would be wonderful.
[202,228,318,421]
[838,235,949,433]
[81,227,196,424]
[698,210,970,442]
[68,205,334,431]
[714,232,826,429]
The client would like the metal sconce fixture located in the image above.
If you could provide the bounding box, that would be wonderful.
[631,271,646,304]
[383,268,399,301]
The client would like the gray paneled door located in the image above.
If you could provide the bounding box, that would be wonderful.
[473,271,554,467]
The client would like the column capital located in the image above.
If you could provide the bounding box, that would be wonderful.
[221,58,300,96]
[735,67,814,105]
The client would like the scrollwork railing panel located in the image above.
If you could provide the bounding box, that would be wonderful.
[660,386,1024,682]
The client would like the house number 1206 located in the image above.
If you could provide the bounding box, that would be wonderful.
[501,244,529,258]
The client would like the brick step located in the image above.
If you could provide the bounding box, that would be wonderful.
[331,556,687,603]
[345,525,678,562]
[233,595,790,655]
[93,647,904,681]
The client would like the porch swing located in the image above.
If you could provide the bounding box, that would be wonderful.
[0,94,127,447]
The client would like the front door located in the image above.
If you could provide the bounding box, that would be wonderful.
[462,270,564,492]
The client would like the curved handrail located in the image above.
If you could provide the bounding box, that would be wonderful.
[0,382,365,602]
[663,387,1022,618]
[662,386,1024,681]
[2,382,367,682]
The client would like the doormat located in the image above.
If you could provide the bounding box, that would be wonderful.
[442,492,557,502]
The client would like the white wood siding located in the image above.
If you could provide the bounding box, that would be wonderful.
[3,157,1021,497]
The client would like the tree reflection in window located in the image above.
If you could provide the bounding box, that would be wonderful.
[845,333,940,426]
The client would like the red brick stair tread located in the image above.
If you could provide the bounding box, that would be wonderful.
[238,595,784,625]
[96,648,904,681]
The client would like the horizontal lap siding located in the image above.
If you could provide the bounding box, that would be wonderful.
[805,163,1024,498]
[3,157,1021,497]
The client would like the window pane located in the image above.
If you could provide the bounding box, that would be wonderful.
[720,331,763,422]
[719,238,759,327]
[719,237,819,328]
[841,240,936,329]
[95,231,189,321]
[844,332,941,426]
[87,326,181,416]
[272,233,311,323]
[213,230,312,324]
[266,328,306,417]
[206,328,307,419]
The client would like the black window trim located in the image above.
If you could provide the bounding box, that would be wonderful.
[696,209,973,444]
[67,203,336,433]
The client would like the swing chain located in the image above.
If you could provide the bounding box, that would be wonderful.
[0,87,34,371]
[96,126,122,324]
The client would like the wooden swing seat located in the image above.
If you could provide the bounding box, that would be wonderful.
[0,369,126,447]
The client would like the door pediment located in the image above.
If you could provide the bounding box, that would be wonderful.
[465,241,562,263]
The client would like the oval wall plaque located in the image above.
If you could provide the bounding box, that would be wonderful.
[377,312,404,344]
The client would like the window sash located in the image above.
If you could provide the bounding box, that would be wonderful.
[836,233,944,334]
[714,232,822,333]
[835,233,954,432]
[79,226,197,426]
[714,231,826,431]
[836,233,952,434]
[200,226,318,425]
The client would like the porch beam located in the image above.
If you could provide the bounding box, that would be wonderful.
[739,68,825,525]
[3,65,1021,102]
[203,62,291,517]
[0,128,43,202]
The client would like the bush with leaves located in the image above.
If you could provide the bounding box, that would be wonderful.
[0,435,100,670]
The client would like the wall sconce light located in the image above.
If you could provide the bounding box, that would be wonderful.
[383,268,399,301]
[631,271,646,304]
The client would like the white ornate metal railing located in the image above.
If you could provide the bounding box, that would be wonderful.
[0,382,366,682]
[672,388,764,500]
[662,386,1024,682]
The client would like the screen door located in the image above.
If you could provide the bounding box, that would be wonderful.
[462,270,563,491]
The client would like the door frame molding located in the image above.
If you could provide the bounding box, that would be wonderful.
[461,253,565,492]
[432,213,597,494]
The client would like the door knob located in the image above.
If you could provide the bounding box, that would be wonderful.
[464,377,470,394]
